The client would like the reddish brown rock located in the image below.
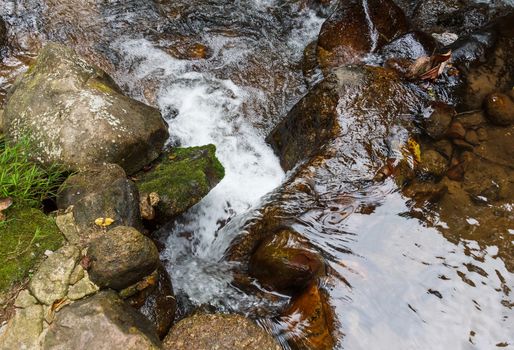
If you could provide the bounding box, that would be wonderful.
[446,122,466,139]
[249,229,325,295]
[316,0,408,71]
[281,282,336,350]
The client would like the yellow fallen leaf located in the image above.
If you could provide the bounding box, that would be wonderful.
[407,138,421,163]
[94,217,114,227]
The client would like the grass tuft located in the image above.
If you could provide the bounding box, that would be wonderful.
[0,135,66,208]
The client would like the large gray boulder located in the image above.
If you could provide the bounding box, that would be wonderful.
[3,43,169,174]
[43,291,161,350]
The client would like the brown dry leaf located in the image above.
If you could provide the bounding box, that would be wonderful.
[0,197,13,222]
[407,51,452,81]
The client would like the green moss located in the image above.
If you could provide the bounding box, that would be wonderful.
[0,207,64,292]
[137,144,224,218]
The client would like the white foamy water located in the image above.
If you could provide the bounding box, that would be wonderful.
[112,38,288,309]
[109,3,325,310]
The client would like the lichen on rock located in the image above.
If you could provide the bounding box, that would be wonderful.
[3,43,169,175]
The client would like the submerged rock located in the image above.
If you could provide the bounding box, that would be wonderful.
[484,92,514,126]
[57,163,141,235]
[3,43,169,174]
[163,313,281,350]
[249,229,325,295]
[0,207,63,293]
[316,0,407,71]
[136,145,224,222]
[87,226,159,290]
[455,14,514,110]
[423,102,455,140]
[43,291,161,349]
[281,282,336,350]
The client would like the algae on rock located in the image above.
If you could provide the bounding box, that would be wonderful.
[137,144,225,222]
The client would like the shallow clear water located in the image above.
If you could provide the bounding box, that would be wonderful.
[1,0,513,349]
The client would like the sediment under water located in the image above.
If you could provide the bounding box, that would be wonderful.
[0,0,513,349]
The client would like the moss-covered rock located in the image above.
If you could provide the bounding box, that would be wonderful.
[137,145,224,222]
[0,207,64,293]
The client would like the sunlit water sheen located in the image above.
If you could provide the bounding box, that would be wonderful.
[1,0,513,349]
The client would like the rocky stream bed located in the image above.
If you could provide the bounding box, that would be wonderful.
[0,0,513,349]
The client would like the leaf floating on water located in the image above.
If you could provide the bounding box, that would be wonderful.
[401,138,421,164]
[406,51,452,81]
[94,217,114,227]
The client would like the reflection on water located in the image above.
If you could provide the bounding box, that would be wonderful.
[329,188,513,349]
[1,0,513,349]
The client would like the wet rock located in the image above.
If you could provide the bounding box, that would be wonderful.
[484,92,514,126]
[381,31,437,61]
[423,102,455,140]
[434,139,453,159]
[403,180,448,203]
[163,313,280,350]
[136,145,224,223]
[29,245,80,305]
[476,127,488,141]
[125,265,177,339]
[316,0,407,71]
[249,229,325,295]
[464,130,479,145]
[57,164,141,235]
[453,110,487,129]
[0,18,6,48]
[446,122,466,139]
[456,15,514,110]
[0,298,44,350]
[267,66,419,171]
[419,150,448,177]
[162,41,212,60]
[473,125,514,169]
[281,282,335,350]
[0,207,64,293]
[87,226,159,290]
[452,138,474,152]
[43,291,161,349]
[3,43,169,174]
[302,40,320,87]
[412,0,491,36]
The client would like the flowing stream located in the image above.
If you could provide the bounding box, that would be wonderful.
[1,0,513,349]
